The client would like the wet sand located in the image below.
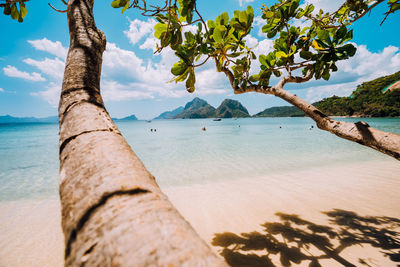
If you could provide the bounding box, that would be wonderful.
[0,160,399,266]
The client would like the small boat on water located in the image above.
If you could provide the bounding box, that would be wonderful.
[213,118,222,121]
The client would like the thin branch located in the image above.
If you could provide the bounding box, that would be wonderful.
[193,56,210,67]
[0,0,29,7]
[48,3,67,13]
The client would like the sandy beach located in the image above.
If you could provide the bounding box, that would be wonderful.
[0,159,399,266]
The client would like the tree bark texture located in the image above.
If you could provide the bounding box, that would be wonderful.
[59,0,226,266]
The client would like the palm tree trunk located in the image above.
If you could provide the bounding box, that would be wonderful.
[59,0,226,265]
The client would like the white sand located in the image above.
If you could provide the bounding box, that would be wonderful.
[1,160,399,266]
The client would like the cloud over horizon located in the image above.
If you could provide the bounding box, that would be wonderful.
[3,17,400,110]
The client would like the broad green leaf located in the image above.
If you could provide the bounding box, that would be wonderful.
[334,26,347,44]
[246,6,254,16]
[300,50,313,60]
[3,4,11,15]
[317,29,331,45]
[154,23,167,39]
[239,11,248,24]
[121,1,130,13]
[322,69,330,80]
[273,70,281,77]
[11,4,19,20]
[259,54,268,66]
[171,61,188,76]
[207,20,216,30]
[186,69,196,92]
[111,0,120,8]
[20,3,27,18]
[213,25,226,43]
[249,74,260,82]
[264,11,274,18]
[275,51,287,58]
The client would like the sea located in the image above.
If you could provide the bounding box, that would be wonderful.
[0,117,399,202]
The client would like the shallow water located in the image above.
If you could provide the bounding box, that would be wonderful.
[0,117,399,201]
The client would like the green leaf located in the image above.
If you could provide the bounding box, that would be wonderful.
[300,50,313,60]
[246,6,254,16]
[207,20,216,30]
[111,0,120,8]
[239,11,248,24]
[392,3,400,12]
[264,11,274,18]
[342,43,357,57]
[121,0,130,13]
[171,61,188,76]
[273,70,281,77]
[10,4,19,20]
[322,69,330,80]
[213,25,226,43]
[3,4,11,15]
[334,26,347,44]
[186,68,196,93]
[317,29,331,45]
[249,74,259,82]
[275,51,287,58]
[259,54,268,67]
[154,23,167,39]
[19,3,27,19]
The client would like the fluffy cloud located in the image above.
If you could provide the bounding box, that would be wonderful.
[3,65,46,82]
[23,57,65,80]
[28,38,68,59]
[101,80,155,101]
[30,82,60,107]
[305,44,400,102]
[239,0,254,7]
[124,19,157,45]
[303,0,344,13]
[0,88,4,92]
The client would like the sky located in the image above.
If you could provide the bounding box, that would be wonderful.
[0,0,399,120]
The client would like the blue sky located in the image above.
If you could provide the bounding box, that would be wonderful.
[1,0,399,119]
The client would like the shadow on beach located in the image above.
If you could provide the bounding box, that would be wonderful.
[212,209,400,267]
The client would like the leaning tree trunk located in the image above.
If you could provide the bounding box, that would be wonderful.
[59,0,226,266]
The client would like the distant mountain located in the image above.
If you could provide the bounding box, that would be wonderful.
[114,114,138,121]
[154,106,184,120]
[0,115,58,124]
[254,106,305,117]
[215,99,250,118]
[174,97,216,119]
[315,71,400,117]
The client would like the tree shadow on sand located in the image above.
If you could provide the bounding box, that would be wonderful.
[212,209,400,267]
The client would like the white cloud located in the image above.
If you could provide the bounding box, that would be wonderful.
[303,0,344,13]
[0,88,4,92]
[239,0,254,7]
[305,43,400,102]
[103,42,145,77]
[139,36,158,50]
[101,80,154,101]
[28,38,68,59]
[30,82,60,107]
[305,80,359,103]
[23,57,65,80]
[124,19,157,45]
[3,65,46,82]
[196,68,229,95]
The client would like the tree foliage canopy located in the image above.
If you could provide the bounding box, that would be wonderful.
[108,0,399,94]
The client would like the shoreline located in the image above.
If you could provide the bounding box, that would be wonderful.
[1,160,400,266]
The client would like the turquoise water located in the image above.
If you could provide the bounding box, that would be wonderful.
[0,118,399,201]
